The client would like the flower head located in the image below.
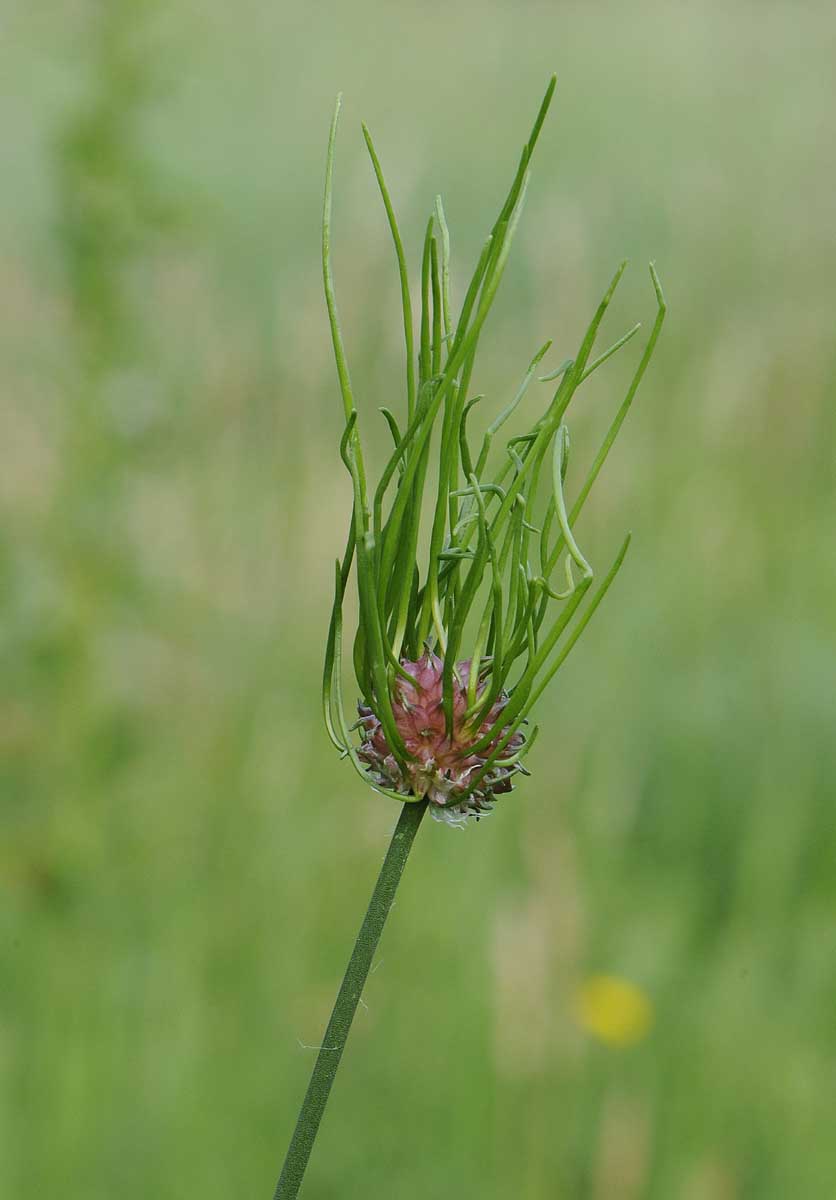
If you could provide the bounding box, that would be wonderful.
[357,649,525,826]
[574,974,654,1048]
[321,80,665,824]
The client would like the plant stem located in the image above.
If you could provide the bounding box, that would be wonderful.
[272,799,428,1199]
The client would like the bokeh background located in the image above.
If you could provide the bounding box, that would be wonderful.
[2,2,835,1197]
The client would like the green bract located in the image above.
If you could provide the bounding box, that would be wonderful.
[322,77,666,811]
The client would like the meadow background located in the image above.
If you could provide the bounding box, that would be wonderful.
[2,2,835,1197]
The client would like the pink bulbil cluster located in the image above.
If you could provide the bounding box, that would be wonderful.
[357,649,525,825]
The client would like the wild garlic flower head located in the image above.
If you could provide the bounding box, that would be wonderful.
[357,649,525,826]
[321,78,665,825]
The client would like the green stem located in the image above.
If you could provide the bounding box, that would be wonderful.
[272,799,428,1199]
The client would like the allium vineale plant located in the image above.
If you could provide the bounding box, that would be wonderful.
[273,78,665,1200]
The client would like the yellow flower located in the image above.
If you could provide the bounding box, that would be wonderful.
[574,974,654,1047]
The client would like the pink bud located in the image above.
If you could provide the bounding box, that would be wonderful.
[358,651,524,826]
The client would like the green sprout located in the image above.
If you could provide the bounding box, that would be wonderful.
[322,75,666,826]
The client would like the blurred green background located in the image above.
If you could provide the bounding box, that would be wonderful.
[2,2,835,1197]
